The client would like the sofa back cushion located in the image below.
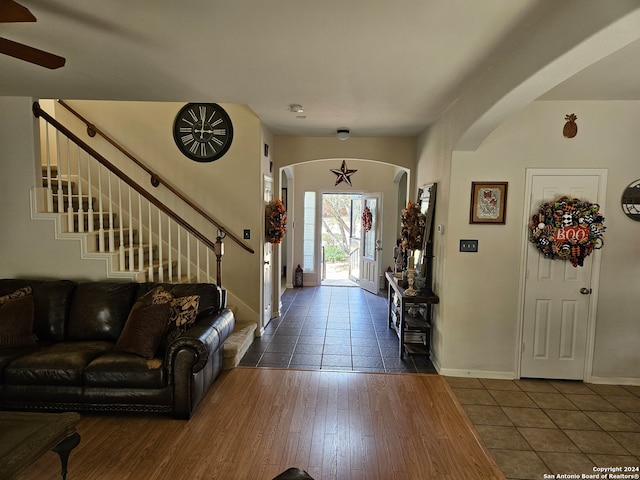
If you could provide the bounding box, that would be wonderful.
[67,283,139,341]
[0,280,77,343]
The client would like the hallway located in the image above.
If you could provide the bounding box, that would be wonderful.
[239,285,436,373]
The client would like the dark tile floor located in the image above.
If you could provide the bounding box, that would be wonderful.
[239,285,640,479]
[238,285,436,373]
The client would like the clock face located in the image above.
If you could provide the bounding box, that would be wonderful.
[172,103,233,162]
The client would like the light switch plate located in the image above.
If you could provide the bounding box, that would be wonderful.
[243,229,250,239]
[460,239,478,252]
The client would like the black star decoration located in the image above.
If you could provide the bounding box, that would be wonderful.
[331,160,357,186]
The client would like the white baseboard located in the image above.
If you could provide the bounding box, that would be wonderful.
[437,367,516,380]
[589,376,640,386]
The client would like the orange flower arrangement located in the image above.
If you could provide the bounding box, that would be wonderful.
[400,201,425,251]
[265,199,287,244]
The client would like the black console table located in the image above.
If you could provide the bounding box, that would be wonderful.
[386,271,439,359]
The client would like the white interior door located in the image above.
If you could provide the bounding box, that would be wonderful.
[263,175,273,323]
[360,194,381,294]
[520,170,606,380]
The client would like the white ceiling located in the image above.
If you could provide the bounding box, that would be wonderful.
[1,0,639,138]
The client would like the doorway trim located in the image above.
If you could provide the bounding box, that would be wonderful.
[516,168,607,382]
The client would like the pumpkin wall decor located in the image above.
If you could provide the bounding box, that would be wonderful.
[563,113,578,138]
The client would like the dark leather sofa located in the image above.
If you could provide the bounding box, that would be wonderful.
[0,279,234,419]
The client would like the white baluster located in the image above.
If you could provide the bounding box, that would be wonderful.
[167,217,173,282]
[56,131,63,214]
[196,241,201,282]
[147,202,153,282]
[86,156,94,232]
[138,194,144,273]
[97,166,105,252]
[66,138,74,232]
[128,186,134,271]
[107,172,115,252]
[186,234,191,282]
[177,226,182,282]
[76,148,84,233]
[44,122,53,213]
[158,209,163,282]
[118,181,125,271]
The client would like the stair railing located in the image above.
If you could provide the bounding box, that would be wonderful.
[33,101,243,285]
[56,99,254,255]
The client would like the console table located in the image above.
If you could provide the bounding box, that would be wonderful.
[0,411,81,480]
[386,271,439,359]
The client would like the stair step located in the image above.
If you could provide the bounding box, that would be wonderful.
[94,228,138,250]
[50,195,97,213]
[122,245,158,269]
[45,181,77,195]
[70,212,118,232]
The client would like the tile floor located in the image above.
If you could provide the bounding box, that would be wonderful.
[238,284,437,373]
[239,285,640,479]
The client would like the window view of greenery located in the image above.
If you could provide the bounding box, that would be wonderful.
[322,194,362,281]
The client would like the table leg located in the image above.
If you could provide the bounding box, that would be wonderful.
[52,432,81,480]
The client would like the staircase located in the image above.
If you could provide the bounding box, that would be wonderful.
[37,159,218,282]
[32,102,258,367]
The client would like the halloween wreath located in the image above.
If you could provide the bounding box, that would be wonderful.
[529,196,605,267]
[362,206,373,232]
[265,199,287,244]
[400,201,426,251]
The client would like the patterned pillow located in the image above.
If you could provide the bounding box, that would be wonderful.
[0,286,32,306]
[0,293,37,348]
[151,287,200,342]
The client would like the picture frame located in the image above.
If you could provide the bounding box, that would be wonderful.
[469,182,508,224]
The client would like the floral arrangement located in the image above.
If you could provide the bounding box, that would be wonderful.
[362,206,372,232]
[400,201,425,251]
[529,196,605,267]
[265,199,287,244]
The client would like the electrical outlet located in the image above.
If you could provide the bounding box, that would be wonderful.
[459,239,478,252]
[243,229,250,240]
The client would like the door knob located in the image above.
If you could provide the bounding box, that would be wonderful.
[580,287,591,295]
[264,261,270,265]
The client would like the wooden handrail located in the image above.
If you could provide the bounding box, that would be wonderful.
[55,99,254,254]
[33,101,232,255]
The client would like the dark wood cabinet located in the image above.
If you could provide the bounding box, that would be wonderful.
[386,271,439,359]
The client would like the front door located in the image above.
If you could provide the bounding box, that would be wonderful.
[520,170,606,380]
[360,194,381,294]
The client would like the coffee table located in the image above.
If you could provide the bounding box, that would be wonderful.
[0,411,81,480]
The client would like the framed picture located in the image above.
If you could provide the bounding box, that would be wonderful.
[470,182,508,224]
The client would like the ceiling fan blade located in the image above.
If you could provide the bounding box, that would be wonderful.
[0,37,65,69]
[0,0,36,22]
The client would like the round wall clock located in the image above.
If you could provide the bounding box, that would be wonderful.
[172,103,233,162]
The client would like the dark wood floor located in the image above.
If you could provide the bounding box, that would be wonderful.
[16,367,503,480]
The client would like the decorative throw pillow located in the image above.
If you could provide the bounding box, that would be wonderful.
[115,301,171,359]
[0,286,32,306]
[0,294,37,348]
[150,287,200,343]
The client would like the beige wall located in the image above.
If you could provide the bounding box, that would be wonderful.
[435,100,640,382]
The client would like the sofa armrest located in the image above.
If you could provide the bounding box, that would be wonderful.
[165,308,235,380]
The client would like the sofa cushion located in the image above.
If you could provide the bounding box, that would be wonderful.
[0,294,37,348]
[4,341,113,386]
[84,352,166,388]
[67,283,139,341]
[0,346,38,383]
[115,301,170,359]
[0,280,77,342]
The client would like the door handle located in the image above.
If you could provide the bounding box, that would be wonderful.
[580,287,592,295]
[264,261,270,265]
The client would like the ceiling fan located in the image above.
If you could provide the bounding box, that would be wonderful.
[0,0,65,69]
